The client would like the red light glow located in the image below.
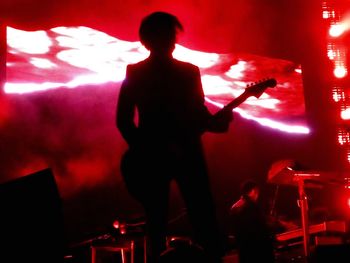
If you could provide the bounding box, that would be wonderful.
[334,65,348,78]
[5,26,309,134]
[112,220,120,229]
[328,11,350,38]
[329,23,347,37]
[341,108,350,120]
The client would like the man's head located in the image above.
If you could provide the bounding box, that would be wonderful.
[139,12,183,55]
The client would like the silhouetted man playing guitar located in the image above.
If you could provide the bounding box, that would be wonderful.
[116,11,234,263]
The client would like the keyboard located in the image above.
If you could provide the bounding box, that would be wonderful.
[276,220,347,242]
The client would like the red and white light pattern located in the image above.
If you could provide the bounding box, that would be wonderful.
[5,26,309,134]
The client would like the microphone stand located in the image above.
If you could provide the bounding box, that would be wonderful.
[294,172,319,262]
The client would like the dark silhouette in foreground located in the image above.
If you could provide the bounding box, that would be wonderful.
[116,11,233,263]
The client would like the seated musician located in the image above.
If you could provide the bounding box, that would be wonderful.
[229,180,277,263]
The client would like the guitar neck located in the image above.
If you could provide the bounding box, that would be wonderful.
[223,91,250,111]
[213,78,276,117]
[213,91,250,117]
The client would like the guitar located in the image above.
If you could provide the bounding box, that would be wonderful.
[213,78,277,118]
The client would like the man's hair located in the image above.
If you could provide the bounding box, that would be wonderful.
[139,11,183,49]
[240,180,258,196]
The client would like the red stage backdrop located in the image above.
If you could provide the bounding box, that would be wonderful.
[0,0,345,244]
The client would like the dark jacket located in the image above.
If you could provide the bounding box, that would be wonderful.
[230,196,276,263]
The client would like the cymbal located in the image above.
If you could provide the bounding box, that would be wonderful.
[267,159,346,187]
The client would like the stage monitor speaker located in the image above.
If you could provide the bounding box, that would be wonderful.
[0,168,64,263]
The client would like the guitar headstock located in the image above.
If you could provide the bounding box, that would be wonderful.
[245,78,277,98]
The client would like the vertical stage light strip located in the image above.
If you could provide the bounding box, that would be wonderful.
[325,3,348,78]
[322,0,350,188]
[0,23,6,93]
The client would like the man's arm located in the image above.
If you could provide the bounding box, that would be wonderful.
[116,65,139,147]
[191,66,233,133]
